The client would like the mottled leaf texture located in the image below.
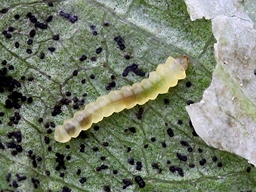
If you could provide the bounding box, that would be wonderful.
[0,1,255,192]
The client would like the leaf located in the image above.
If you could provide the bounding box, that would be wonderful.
[0,0,255,191]
[185,0,256,167]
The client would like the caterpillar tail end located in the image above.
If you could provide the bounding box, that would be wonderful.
[54,125,71,143]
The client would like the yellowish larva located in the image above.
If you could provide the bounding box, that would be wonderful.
[54,56,188,143]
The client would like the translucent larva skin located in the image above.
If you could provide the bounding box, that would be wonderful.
[54,56,188,143]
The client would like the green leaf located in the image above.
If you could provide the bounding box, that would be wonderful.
[0,1,255,191]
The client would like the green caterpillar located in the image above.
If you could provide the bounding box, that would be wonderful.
[55,56,188,143]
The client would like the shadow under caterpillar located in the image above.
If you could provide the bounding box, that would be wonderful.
[55,56,188,143]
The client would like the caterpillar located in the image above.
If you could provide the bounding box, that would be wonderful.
[54,56,188,143]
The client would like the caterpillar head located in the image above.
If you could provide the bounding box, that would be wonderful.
[175,56,189,70]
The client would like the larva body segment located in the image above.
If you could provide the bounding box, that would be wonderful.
[54,56,188,143]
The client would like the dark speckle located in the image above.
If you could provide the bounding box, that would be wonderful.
[16,145,23,152]
[124,54,131,60]
[30,15,37,23]
[76,169,81,175]
[177,120,183,125]
[26,49,32,54]
[122,178,133,189]
[69,15,78,23]
[114,35,126,50]
[198,148,203,153]
[5,33,12,39]
[48,47,56,52]
[128,157,135,165]
[103,22,110,27]
[169,165,184,177]
[186,100,194,105]
[164,98,170,104]
[46,15,53,23]
[212,156,218,162]
[2,60,7,65]
[48,2,53,7]
[176,153,187,162]
[180,140,190,147]
[150,137,156,142]
[79,177,86,184]
[38,118,43,123]
[44,136,50,144]
[93,125,100,131]
[72,70,78,76]
[199,158,206,166]
[113,170,118,174]
[66,91,71,96]
[80,144,85,153]
[40,52,45,59]
[122,63,145,77]
[59,11,78,23]
[96,47,102,54]
[59,11,70,19]
[103,186,111,192]
[6,173,11,182]
[45,170,50,176]
[176,167,184,177]
[169,165,176,173]
[105,81,116,90]
[135,176,146,188]
[90,74,95,79]
[61,186,71,192]
[28,76,34,81]
[31,177,40,189]
[27,39,33,45]
[79,54,87,62]
[91,56,97,61]
[151,162,159,169]
[12,180,18,188]
[29,29,36,38]
[53,34,59,40]
[136,161,143,171]
[81,79,86,84]
[14,14,20,20]
[186,81,192,87]
[16,174,27,181]
[14,42,19,48]
[5,31,13,39]
[167,128,174,137]
[90,25,96,30]
[2,30,7,35]
[8,27,15,32]
[128,127,136,133]
[1,8,9,14]
[161,141,167,148]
